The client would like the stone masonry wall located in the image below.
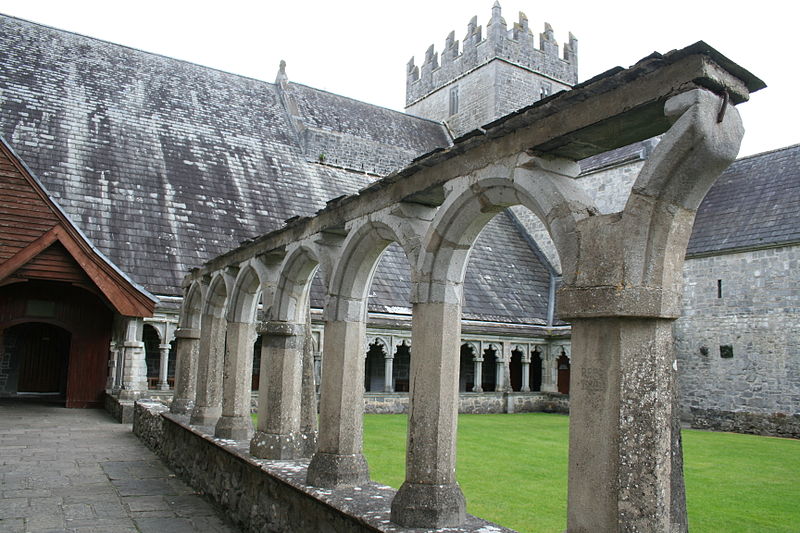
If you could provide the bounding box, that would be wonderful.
[676,245,800,437]
[133,402,516,532]
[364,391,569,415]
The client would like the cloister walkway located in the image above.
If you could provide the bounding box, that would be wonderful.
[0,400,237,532]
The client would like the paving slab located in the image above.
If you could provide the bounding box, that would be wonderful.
[0,400,239,532]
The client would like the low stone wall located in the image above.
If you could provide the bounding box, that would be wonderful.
[104,393,135,423]
[364,391,569,415]
[689,407,800,439]
[132,402,516,532]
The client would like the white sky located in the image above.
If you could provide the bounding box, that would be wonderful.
[0,0,795,157]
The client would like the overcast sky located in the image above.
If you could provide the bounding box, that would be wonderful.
[0,0,795,157]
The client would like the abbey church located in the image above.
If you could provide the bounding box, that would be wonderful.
[0,3,796,439]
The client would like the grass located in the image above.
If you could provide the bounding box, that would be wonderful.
[361,413,800,533]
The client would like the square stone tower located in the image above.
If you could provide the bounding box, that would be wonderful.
[405,2,578,138]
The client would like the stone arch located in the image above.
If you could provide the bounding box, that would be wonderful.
[227,265,262,324]
[142,323,161,389]
[364,339,387,392]
[272,245,320,324]
[458,342,477,392]
[181,282,204,330]
[416,160,593,302]
[327,220,409,322]
[189,272,229,426]
[203,273,229,319]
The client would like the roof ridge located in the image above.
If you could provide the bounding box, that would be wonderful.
[734,142,800,163]
[289,80,447,127]
[0,13,277,89]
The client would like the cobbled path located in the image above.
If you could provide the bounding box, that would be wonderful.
[0,400,239,532]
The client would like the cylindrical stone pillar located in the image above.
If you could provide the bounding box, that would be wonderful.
[214,320,255,440]
[390,301,466,528]
[383,354,395,393]
[170,328,200,415]
[250,321,305,459]
[189,314,226,427]
[307,318,370,487]
[158,343,171,391]
[472,358,483,393]
[520,360,531,392]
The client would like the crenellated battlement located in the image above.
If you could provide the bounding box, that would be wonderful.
[406,2,578,107]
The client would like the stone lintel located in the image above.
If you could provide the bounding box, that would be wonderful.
[557,286,682,319]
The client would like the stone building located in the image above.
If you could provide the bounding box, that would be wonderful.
[0,4,794,439]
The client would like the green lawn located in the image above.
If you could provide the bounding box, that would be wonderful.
[362,413,800,533]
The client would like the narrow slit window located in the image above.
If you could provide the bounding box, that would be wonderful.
[449,86,459,116]
[717,279,723,298]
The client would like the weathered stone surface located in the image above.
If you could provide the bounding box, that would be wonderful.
[133,405,514,532]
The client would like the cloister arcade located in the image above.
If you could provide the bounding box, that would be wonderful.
[157,45,758,531]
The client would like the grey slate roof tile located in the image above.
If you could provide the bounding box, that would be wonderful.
[687,144,800,255]
[0,14,556,324]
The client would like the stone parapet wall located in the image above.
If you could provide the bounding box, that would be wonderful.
[132,402,516,532]
[364,391,569,415]
[689,408,800,439]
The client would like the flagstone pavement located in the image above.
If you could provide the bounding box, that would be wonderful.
[0,400,240,532]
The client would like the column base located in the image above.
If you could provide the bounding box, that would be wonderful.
[189,405,221,427]
[307,452,369,488]
[249,430,303,459]
[214,415,254,440]
[390,481,466,528]
[170,398,194,415]
[159,383,170,391]
[300,429,318,458]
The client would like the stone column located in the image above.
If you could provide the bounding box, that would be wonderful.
[214,320,255,440]
[307,317,369,487]
[189,313,226,427]
[520,358,531,393]
[119,317,147,399]
[472,358,483,393]
[556,89,743,532]
[495,358,506,392]
[390,301,466,527]
[157,343,171,391]
[170,328,200,415]
[107,341,120,391]
[383,353,395,393]
[299,319,318,458]
[250,321,304,459]
[540,345,557,393]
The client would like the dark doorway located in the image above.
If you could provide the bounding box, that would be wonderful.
[393,341,410,392]
[482,345,498,392]
[8,323,71,396]
[364,341,386,392]
[459,344,475,392]
[557,352,570,394]
[509,348,523,391]
[530,348,543,392]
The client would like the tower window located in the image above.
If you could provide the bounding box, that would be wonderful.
[717,279,723,298]
[539,82,552,100]
[449,86,459,115]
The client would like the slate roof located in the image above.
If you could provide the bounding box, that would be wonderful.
[0,14,556,325]
[688,144,800,255]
